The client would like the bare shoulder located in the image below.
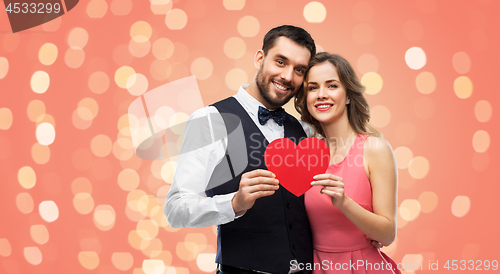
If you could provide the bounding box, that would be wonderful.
[363,135,395,161]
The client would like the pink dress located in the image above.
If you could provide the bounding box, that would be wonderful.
[305,134,401,273]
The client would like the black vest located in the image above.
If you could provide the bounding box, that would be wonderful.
[206,97,313,274]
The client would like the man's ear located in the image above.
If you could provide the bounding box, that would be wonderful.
[254,50,264,69]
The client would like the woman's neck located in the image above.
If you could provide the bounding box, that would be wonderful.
[321,115,357,152]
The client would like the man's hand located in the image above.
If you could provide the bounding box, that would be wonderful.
[231,169,279,213]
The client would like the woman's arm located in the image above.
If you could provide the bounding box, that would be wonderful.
[312,136,398,246]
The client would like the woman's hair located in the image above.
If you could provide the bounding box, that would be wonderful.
[295,52,381,138]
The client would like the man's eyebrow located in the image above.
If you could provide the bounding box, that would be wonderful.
[275,54,308,69]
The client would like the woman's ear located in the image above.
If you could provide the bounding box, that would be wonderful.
[254,50,264,69]
[346,97,350,105]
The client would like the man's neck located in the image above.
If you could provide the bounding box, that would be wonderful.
[245,80,276,110]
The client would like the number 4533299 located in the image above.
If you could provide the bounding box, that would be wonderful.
[443,260,498,271]
[6,2,62,14]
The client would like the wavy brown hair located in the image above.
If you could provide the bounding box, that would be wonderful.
[295,52,381,138]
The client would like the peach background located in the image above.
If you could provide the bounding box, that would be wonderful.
[0,0,499,273]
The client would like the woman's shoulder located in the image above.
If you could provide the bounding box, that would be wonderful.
[363,135,394,159]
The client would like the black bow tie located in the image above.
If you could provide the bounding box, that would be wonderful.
[258,106,286,126]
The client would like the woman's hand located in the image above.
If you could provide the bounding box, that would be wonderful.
[311,174,347,208]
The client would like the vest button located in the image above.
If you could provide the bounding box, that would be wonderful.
[286,203,291,209]
[289,223,293,229]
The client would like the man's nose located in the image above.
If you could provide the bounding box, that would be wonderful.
[280,66,293,83]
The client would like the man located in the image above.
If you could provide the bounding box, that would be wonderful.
[165,25,315,273]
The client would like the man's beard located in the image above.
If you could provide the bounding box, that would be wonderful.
[255,69,296,109]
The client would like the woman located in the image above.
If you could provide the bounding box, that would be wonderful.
[295,52,401,273]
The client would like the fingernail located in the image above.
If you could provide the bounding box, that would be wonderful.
[310,182,315,185]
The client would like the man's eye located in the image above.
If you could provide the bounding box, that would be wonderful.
[295,68,304,74]
[277,60,284,65]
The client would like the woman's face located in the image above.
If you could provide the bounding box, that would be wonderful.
[306,62,350,126]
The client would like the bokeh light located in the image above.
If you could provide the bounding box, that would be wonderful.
[474,100,492,122]
[165,9,188,30]
[451,196,471,217]
[65,48,85,69]
[405,47,426,70]
[88,71,110,94]
[130,21,152,43]
[453,52,471,74]
[30,225,49,245]
[237,16,260,37]
[115,66,136,89]
[415,71,436,94]
[71,177,93,195]
[394,146,413,169]
[472,130,490,153]
[0,57,8,79]
[303,2,327,23]
[16,192,34,214]
[152,38,174,60]
[225,68,247,91]
[150,0,173,15]
[24,247,42,265]
[419,191,438,213]
[94,205,116,231]
[112,252,134,271]
[0,108,13,130]
[408,156,430,179]
[111,0,132,15]
[129,39,151,58]
[454,76,473,99]
[31,143,50,164]
[31,71,50,94]
[399,199,421,221]
[38,43,58,65]
[191,57,213,80]
[90,134,112,157]
[78,251,99,270]
[73,193,95,215]
[86,0,108,18]
[36,122,56,145]
[18,166,36,189]
[39,201,59,222]
[127,73,149,96]
[361,72,383,95]
[0,238,11,257]
[370,105,391,128]
[223,0,245,10]
[118,169,140,191]
[68,28,89,50]
[27,100,46,122]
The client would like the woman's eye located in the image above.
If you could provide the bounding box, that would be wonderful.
[308,86,317,91]
[329,84,338,89]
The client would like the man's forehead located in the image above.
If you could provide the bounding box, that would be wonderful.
[266,37,311,65]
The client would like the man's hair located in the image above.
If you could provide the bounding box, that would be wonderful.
[262,25,316,57]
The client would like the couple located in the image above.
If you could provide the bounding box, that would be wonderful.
[165,25,400,274]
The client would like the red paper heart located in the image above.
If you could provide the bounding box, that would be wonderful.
[264,137,330,196]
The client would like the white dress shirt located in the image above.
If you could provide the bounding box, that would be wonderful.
[164,85,312,228]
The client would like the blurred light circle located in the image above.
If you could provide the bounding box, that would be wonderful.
[161,161,176,183]
[90,134,112,157]
[72,109,93,129]
[454,76,473,99]
[225,68,247,91]
[399,199,421,221]
[191,58,213,80]
[130,21,152,43]
[86,0,108,18]
[36,114,55,128]
[418,191,438,213]
[115,66,136,88]
[303,1,327,23]
[224,37,246,59]
[18,166,36,189]
[137,219,159,240]
[111,0,132,15]
[237,16,260,37]
[352,23,374,45]
[127,73,149,96]
[88,71,110,94]
[24,247,42,265]
[143,260,165,274]
[472,130,490,153]
[150,0,173,15]
[405,47,426,70]
[0,238,11,257]
[31,71,50,94]
[453,52,471,74]
[224,0,245,10]
[71,177,92,195]
[357,53,378,74]
[76,104,97,121]
[0,108,13,130]
[361,72,383,95]
[408,156,430,179]
[16,192,34,214]
[0,57,8,79]
[118,169,140,191]
[39,201,59,222]
[150,59,173,81]
[165,9,188,30]
[39,43,58,65]
[30,225,49,245]
[43,16,62,32]
[369,105,391,128]
[65,48,85,69]
[68,28,89,49]
[451,196,470,217]
[73,193,95,215]
[394,146,413,169]
[112,252,134,271]
[129,39,151,58]
[415,71,436,94]
[152,38,174,60]
[197,253,217,272]
[474,100,492,122]
[78,251,100,270]
[36,122,56,145]
[27,100,45,122]
[94,205,116,231]
[31,143,50,164]
[352,1,373,21]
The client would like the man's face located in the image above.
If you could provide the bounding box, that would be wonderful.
[255,37,311,109]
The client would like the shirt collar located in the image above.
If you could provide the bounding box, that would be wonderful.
[234,84,267,119]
